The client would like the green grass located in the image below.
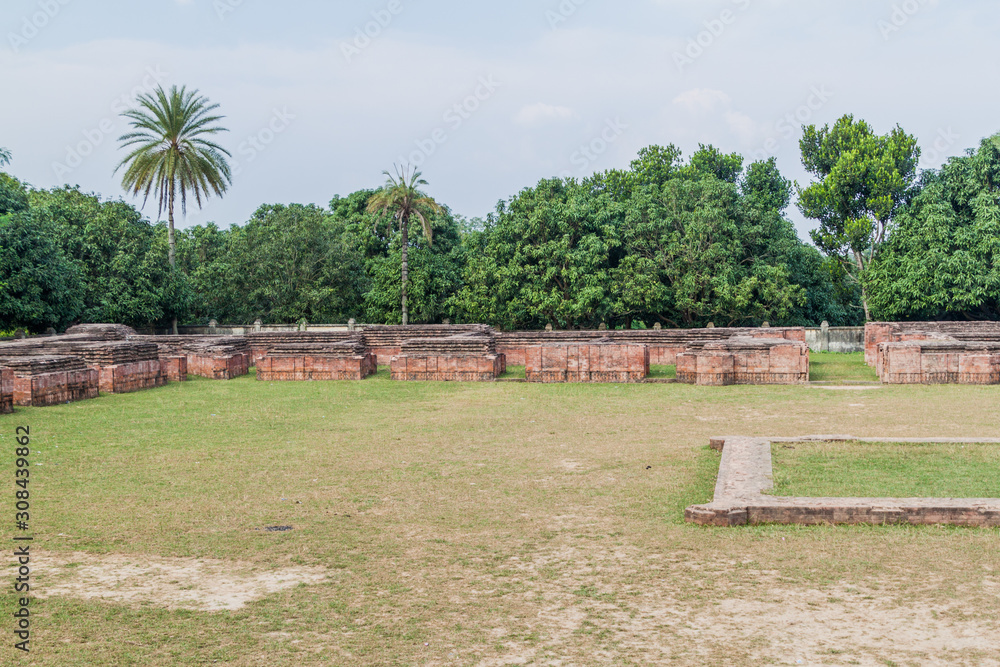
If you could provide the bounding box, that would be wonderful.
[2,368,1000,665]
[771,440,1000,498]
[498,364,526,379]
[809,352,879,382]
[648,364,677,379]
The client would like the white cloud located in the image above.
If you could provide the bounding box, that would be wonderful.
[672,89,732,114]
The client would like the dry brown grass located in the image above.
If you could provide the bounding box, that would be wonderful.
[2,372,999,665]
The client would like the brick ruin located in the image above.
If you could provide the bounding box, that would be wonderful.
[257,340,377,381]
[1,367,13,414]
[676,337,810,386]
[0,355,100,407]
[246,331,360,366]
[524,341,649,383]
[364,325,496,365]
[866,322,1000,384]
[686,436,1000,528]
[390,335,505,382]
[496,327,806,366]
[133,336,251,380]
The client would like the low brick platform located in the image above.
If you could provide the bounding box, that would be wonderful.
[686,436,1000,528]
[1,367,13,414]
[0,356,100,407]
[97,360,168,394]
[257,342,377,381]
[245,332,362,366]
[676,337,809,386]
[498,327,806,366]
[365,325,496,365]
[524,342,649,383]
[865,321,1000,366]
[132,336,251,380]
[877,340,1000,384]
[390,335,505,381]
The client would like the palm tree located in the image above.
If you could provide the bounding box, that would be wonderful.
[116,85,232,334]
[0,147,11,167]
[366,166,443,325]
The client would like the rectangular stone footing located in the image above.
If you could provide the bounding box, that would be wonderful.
[13,369,100,407]
[187,353,250,380]
[390,355,503,381]
[98,361,168,394]
[257,354,377,381]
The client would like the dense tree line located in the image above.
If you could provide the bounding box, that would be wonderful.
[2,128,998,333]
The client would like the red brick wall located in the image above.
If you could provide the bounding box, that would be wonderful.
[524,345,649,383]
[677,344,809,386]
[187,352,250,380]
[257,354,377,381]
[161,356,187,382]
[390,355,504,381]
[879,343,1000,384]
[1,368,13,414]
[13,369,99,407]
[97,360,168,394]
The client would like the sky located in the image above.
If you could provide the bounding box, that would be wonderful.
[1,0,997,239]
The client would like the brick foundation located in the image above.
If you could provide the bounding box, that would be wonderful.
[866,321,1000,367]
[1,368,13,414]
[161,356,188,382]
[97,360,168,394]
[878,340,1000,384]
[257,353,377,381]
[524,344,649,383]
[390,354,504,381]
[686,436,1000,528]
[677,338,809,386]
[186,352,250,380]
[13,369,100,407]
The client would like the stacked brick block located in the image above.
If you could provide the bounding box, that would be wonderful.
[257,341,377,381]
[877,340,1000,385]
[0,356,100,407]
[497,327,806,366]
[132,336,250,380]
[390,335,504,381]
[524,342,650,383]
[865,321,1000,367]
[245,331,361,366]
[365,325,495,365]
[676,337,809,386]
[1,367,13,414]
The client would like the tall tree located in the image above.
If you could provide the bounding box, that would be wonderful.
[115,85,232,333]
[797,115,920,320]
[365,167,443,325]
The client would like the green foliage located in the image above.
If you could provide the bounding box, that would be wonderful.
[0,172,29,215]
[797,115,920,318]
[866,135,1000,321]
[0,210,83,331]
[0,147,10,167]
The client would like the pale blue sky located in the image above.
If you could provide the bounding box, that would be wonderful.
[2,0,996,237]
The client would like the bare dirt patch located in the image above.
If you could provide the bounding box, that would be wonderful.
[35,551,328,611]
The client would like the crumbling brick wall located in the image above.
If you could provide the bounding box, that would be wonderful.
[524,343,650,383]
[257,342,377,381]
[677,337,809,386]
[0,356,100,407]
[878,340,1000,384]
[390,335,504,381]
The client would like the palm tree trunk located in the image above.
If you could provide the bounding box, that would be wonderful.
[400,216,409,326]
[168,182,178,335]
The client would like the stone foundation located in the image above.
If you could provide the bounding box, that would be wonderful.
[257,353,377,381]
[97,360,168,394]
[524,343,649,383]
[390,354,504,381]
[686,436,1000,528]
[676,337,809,386]
[1,368,13,414]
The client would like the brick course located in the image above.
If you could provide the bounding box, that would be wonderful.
[677,337,809,386]
[524,343,649,383]
[390,354,504,381]
[0,357,100,407]
[97,360,168,394]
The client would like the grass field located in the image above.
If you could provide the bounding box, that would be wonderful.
[808,352,879,382]
[2,359,999,666]
[771,441,1000,498]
